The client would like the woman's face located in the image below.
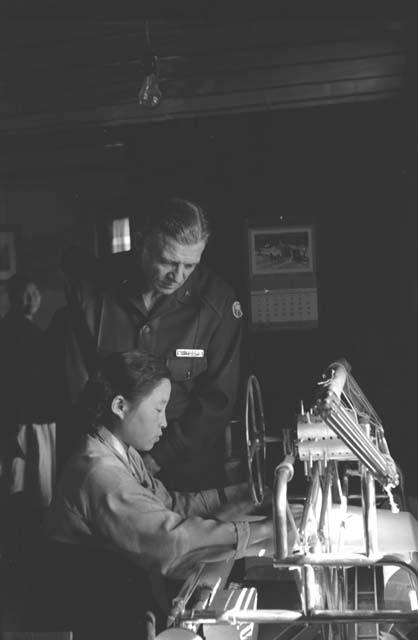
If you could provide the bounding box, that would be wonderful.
[14,282,41,319]
[113,378,171,451]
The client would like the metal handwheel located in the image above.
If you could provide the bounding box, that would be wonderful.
[245,374,282,506]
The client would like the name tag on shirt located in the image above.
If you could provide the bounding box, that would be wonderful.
[176,349,205,358]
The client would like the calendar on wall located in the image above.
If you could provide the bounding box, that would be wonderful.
[247,224,319,331]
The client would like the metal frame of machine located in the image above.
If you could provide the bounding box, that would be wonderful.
[159,359,418,640]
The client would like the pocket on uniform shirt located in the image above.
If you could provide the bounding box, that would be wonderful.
[166,355,207,382]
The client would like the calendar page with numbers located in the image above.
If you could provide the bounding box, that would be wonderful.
[247,224,319,331]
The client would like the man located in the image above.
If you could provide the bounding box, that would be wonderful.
[55,198,243,490]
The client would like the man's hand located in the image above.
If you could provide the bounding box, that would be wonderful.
[142,453,161,476]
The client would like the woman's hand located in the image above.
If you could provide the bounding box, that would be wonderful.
[245,503,304,557]
[214,482,255,521]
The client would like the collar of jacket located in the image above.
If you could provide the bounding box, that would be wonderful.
[121,266,200,311]
[94,425,131,466]
[174,268,199,305]
[93,426,150,487]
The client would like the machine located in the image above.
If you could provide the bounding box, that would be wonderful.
[156,359,418,640]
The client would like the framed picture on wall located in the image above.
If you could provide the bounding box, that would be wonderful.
[0,225,18,280]
[247,222,318,330]
[249,226,314,276]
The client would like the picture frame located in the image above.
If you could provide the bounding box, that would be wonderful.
[0,225,18,280]
[249,225,314,276]
[246,222,319,331]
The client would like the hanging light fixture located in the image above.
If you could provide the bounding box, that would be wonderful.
[138,20,162,108]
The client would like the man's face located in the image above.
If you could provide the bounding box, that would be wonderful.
[141,234,206,296]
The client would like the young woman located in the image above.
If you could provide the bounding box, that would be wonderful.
[44,350,285,577]
[42,350,299,638]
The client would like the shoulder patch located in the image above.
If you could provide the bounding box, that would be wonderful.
[232,300,243,319]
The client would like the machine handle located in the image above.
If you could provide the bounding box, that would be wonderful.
[273,455,295,560]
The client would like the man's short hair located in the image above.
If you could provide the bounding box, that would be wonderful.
[134,197,211,246]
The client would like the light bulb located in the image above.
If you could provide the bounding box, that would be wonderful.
[138,20,162,108]
[138,73,162,107]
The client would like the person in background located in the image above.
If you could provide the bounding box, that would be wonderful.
[0,274,55,550]
[43,350,294,638]
[51,197,243,491]
[46,247,101,473]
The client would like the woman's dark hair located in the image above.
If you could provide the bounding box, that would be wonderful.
[80,350,170,433]
[7,272,36,303]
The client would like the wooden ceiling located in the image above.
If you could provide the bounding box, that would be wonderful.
[0,2,412,182]
[1,6,409,137]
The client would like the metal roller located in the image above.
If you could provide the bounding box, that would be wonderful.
[297,414,356,461]
[297,439,356,462]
